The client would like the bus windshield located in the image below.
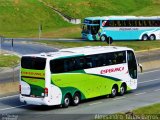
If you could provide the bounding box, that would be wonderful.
[82,24,99,35]
[91,25,99,35]
[81,24,90,34]
[82,19,100,35]
[21,57,46,70]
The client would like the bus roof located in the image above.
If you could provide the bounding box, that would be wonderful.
[85,16,160,21]
[23,46,133,59]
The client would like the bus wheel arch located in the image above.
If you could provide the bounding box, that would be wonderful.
[119,82,127,96]
[110,84,118,98]
[62,93,72,108]
[100,34,107,42]
[141,34,149,41]
[72,91,81,106]
[149,34,156,40]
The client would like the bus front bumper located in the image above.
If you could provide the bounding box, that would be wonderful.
[82,33,98,41]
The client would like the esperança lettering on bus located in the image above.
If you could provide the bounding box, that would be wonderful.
[100,67,124,74]
[21,71,45,77]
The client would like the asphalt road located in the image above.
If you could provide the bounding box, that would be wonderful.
[1,41,58,55]
[0,41,58,83]
[0,69,159,120]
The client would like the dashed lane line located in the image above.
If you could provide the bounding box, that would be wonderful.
[154,89,160,92]
[113,97,126,100]
[0,105,27,111]
[89,102,102,106]
[134,92,146,96]
[140,69,160,75]
[139,78,160,84]
[0,95,19,100]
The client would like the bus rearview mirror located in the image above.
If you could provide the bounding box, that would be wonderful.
[138,63,143,73]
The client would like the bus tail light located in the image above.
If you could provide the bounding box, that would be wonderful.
[44,88,48,97]
[19,85,21,93]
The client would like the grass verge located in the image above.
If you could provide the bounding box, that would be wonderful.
[0,53,20,67]
[95,103,160,120]
[38,40,160,51]
[0,81,19,97]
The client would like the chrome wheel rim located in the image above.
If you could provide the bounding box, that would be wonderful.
[101,36,105,41]
[112,88,116,96]
[120,87,124,94]
[64,98,69,106]
[74,96,79,104]
[143,36,148,40]
[150,36,155,40]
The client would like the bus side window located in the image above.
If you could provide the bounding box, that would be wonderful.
[107,53,115,65]
[76,57,86,69]
[97,54,106,67]
[115,51,126,64]
[50,59,64,73]
[86,57,93,68]
[64,59,76,72]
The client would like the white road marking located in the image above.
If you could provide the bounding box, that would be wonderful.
[154,89,160,92]
[0,105,27,111]
[89,102,102,106]
[139,78,160,84]
[0,95,19,100]
[134,92,146,96]
[140,69,160,75]
[113,97,126,100]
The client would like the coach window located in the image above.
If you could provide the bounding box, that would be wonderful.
[86,56,93,68]
[50,59,64,73]
[115,51,126,64]
[76,57,86,69]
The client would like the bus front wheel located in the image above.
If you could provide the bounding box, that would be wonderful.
[110,85,118,98]
[119,84,126,96]
[100,35,107,42]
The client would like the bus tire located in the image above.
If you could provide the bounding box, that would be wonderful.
[100,35,107,42]
[142,34,149,41]
[62,94,71,108]
[72,92,81,106]
[119,83,126,96]
[149,34,156,40]
[110,85,118,98]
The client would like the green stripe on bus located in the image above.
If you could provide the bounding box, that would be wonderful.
[51,73,131,100]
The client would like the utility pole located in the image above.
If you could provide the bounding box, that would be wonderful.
[11,38,14,52]
[39,23,42,40]
[0,36,2,54]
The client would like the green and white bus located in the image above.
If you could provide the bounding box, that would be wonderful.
[20,46,140,107]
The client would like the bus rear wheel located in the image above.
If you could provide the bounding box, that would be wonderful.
[142,34,149,41]
[149,34,156,40]
[62,94,71,108]
[72,92,81,106]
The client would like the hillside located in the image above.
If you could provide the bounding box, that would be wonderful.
[43,0,160,18]
[0,0,71,37]
[0,0,160,38]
